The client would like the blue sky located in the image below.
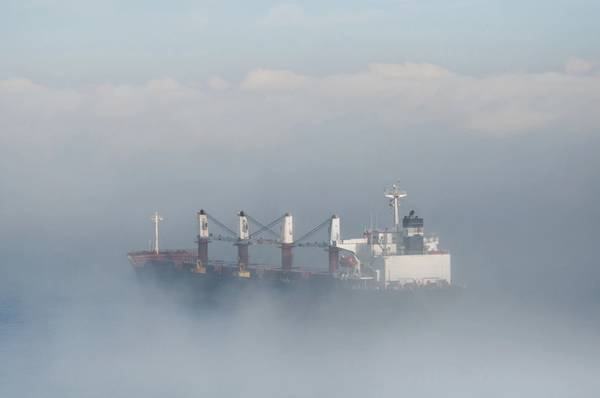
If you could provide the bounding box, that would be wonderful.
[2,0,600,84]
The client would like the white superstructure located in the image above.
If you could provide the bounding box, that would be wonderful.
[337,183,451,287]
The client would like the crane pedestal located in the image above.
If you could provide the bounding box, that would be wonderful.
[236,241,250,277]
[196,237,209,272]
[328,246,339,274]
[281,244,293,270]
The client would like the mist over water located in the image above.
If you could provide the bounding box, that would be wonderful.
[2,251,599,397]
[2,130,600,397]
[2,131,599,397]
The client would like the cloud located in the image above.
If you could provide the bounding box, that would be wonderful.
[1,61,599,160]
[240,69,310,91]
[368,63,453,80]
[207,76,231,91]
[565,57,594,75]
[0,78,82,115]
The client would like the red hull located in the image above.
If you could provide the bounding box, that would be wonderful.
[127,250,196,268]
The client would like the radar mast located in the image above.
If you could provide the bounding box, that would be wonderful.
[151,211,164,254]
[384,182,407,232]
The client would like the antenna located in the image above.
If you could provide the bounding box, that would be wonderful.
[384,182,407,232]
[151,211,164,254]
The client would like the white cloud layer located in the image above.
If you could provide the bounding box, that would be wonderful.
[241,69,311,91]
[565,57,594,75]
[2,61,599,158]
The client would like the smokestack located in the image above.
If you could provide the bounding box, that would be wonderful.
[281,213,293,270]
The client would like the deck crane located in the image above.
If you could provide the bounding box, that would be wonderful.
[287,214,342,273]
[234,211,251,277]
[196,210,344,274]
[247,213,285,243]
[196,210,293,274]
[244,212,293,270]
[204,210,255,276]
[194,209,240,273]
[294,218,331,248]
[195,210,209,272]
[205,212,239,242]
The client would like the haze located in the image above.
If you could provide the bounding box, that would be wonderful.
[1,1,599,397]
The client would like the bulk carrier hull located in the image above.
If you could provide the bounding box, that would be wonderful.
[128,251,462,312]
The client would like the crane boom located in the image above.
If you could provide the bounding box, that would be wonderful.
[294,218,331,244]
[205,212,238,238]
[248,213,286,239]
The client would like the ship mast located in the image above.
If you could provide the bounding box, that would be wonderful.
[384,183,407,232]
[151,211,163,255]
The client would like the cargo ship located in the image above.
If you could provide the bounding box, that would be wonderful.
[128,183,457,300]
